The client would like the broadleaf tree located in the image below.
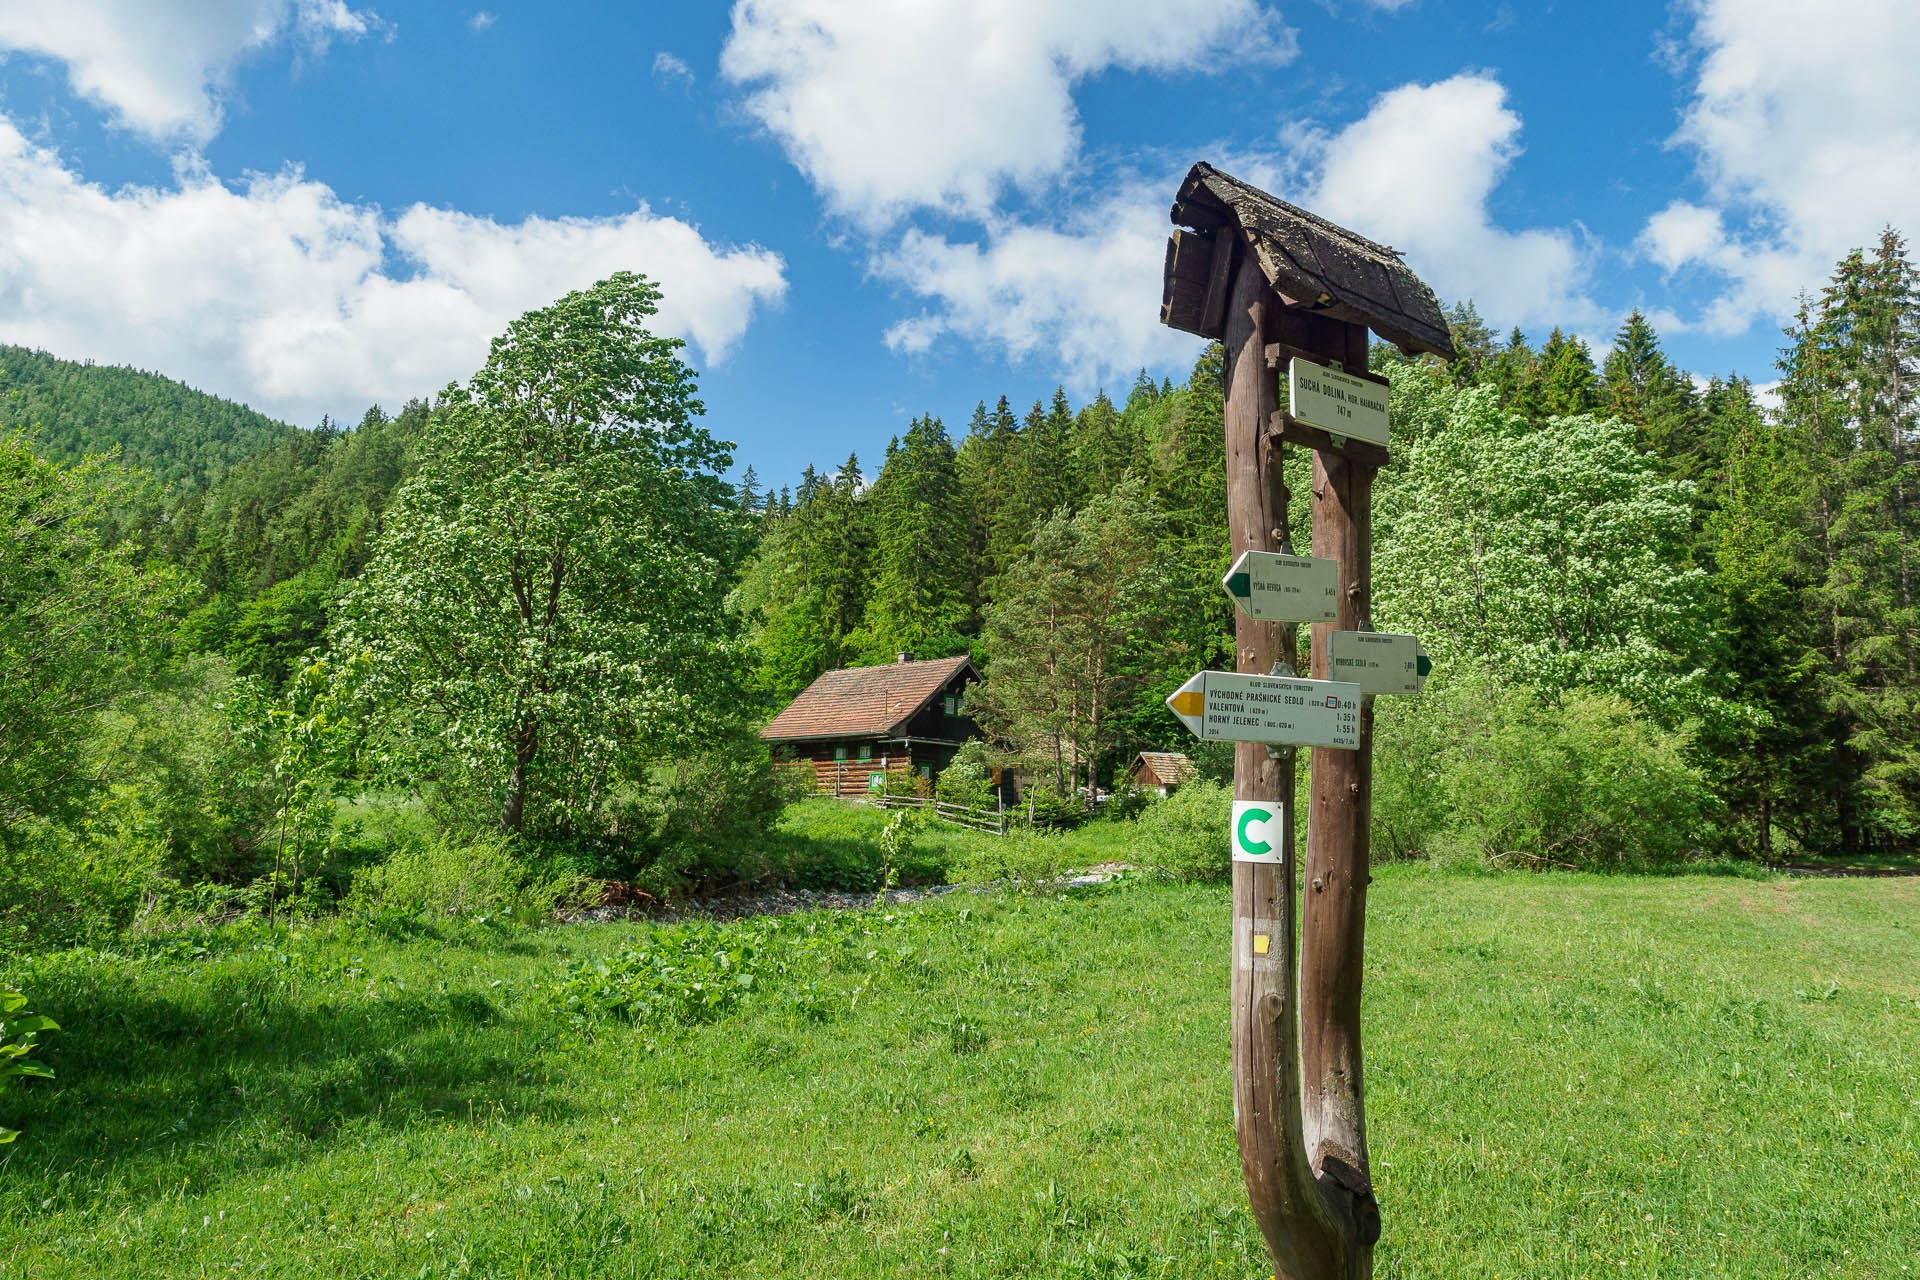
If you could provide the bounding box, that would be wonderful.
[335,274,751,838]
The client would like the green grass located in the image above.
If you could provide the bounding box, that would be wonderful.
[2,868,1916,1278]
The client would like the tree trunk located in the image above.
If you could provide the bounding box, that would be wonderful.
[1223,247,1360,1279]
[499,718,538,834]
[1304,388,1381,1253]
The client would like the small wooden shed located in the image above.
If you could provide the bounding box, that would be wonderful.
[1128,751,1198,797]
[759,654,979,797]
[1160,161,1457,359]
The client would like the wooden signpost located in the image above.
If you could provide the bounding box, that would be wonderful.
[1159,162,1455,1280]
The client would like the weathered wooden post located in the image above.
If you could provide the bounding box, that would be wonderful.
[1159,163,1453,1279]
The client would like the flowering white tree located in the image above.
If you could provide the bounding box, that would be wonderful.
[336,274,750,836]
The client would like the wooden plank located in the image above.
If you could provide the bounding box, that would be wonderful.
[1198,228,1236,341]
[1303,316,1383,1253]
[1161,229,1218,337]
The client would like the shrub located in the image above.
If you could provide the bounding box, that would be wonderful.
[1104,782,1149,822]
[85,655,278,886]
[935,772,994,811]
[1133,781,1233,881]
[0,817,166,953]
[1019,783,1084,830]
[1372,675,1719,868]
[0,988,58,1144]
[599,729,797,893]
[344,832,580,925]
[952,828,1081,885]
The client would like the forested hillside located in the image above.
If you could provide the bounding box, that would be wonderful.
[155,403,424,686]
[2,345,295,490]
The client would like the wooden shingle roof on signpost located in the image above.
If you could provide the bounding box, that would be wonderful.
[1161,161,1456,360]
[759,655,977,742]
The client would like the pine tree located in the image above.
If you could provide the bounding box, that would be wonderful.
[1531,328,1601,417]
[1071,390,1143,496]
[1444,300,1497,389]
[1602,311,1709,483]
[1489,327,1536,409]
[852,415,971,663]
[1772,235,1920,846]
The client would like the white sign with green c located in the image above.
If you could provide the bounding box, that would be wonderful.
[1232,800,1287,864]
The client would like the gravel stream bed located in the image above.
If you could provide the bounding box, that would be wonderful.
[562,863,1136,924]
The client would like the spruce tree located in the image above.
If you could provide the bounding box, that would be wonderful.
[852,415,971,663]
[1532,328,1602,417]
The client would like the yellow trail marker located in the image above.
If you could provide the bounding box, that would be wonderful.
[1169,689,1205,717]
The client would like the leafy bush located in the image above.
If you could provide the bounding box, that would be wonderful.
[1104,782,1149,822]
[1373,675,1719,867]
[0,817,166,952]
[84,655,276,885]
[344,832,581,925]
[943,740,994,782]
[600,729,797,893]
[0,988,58,1143]
[934,772,994,811]
[549,924,764,1034]
[1018,783,1085,830]
[952,828,1081,885]
[1133,781,1233,881]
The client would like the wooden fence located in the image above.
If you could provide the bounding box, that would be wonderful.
[875,790,1105,835]
[781,756,914,799]
[874,793,1010,835]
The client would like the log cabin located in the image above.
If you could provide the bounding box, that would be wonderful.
[759,653,980,797]
[1127,751,1198,797]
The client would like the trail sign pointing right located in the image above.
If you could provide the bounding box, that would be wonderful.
[1221,550,1339,623]
[1327,630,1432,696]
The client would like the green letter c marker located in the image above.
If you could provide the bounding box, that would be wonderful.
[1237,806,1273,855]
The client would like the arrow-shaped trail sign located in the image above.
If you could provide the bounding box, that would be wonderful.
[1167,670,1362,748]
[1221,550,1339,623]
[1327,631,1433,696]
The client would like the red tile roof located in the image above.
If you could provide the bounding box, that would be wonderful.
[759,655,977,742]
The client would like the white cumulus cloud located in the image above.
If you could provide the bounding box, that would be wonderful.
[0,0,382,144]
[719,0,1294,228]
[872,179,1204,390]
[0,121,788,427]
[878,73,1604,383]
[1288,73,1598,332]
[1643,0,1920,334]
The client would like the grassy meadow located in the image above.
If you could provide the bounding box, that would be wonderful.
[2,823,1915,1280]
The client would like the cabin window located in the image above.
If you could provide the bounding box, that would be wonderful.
[943,694,959,717]
[833,745,848,762]
[919,763,932,780]
[857,743,872,761]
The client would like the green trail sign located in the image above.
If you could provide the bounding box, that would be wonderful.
[1222,550,1339,623]
[1327,630,1432,695]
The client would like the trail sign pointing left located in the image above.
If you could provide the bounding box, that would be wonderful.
[1167,670,1361,748]
[1222,550,1339,623]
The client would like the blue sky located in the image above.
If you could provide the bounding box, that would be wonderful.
[0,1,1915,491]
